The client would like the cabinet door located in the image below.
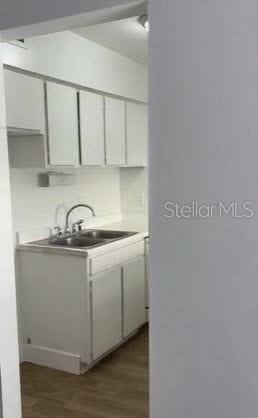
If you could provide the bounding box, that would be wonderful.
[145,239,150,320]
[123,257,146,337]
[126,102,148,166]
[4,70,45,133]
[91,269,122,360]
[79,91,105,165]
[46,82,79,166]
[105,97,126,165]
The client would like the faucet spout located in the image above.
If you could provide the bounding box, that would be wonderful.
[65,204,95,234]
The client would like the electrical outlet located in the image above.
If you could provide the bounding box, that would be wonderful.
[137,193,145,207]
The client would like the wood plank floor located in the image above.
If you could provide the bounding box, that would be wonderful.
[21,327,149,418]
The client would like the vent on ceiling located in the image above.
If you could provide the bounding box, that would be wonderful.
[8,39,27,49]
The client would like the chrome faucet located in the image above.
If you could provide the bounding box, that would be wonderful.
[65,204,95,235]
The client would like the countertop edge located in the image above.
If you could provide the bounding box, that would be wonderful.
[17,231,148,258]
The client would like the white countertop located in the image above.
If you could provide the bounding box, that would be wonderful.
[95,213,148,235]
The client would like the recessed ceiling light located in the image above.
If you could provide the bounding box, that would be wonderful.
[139,14,149,32]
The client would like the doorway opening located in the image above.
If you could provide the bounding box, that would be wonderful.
[3,6,149,417]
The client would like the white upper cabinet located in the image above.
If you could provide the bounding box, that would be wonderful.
[79,91,105,166]
[45,82,79,166]
[123,257,146,337]
[4,70,45,134]
[105,97,126,166]
[4,70,148,168]
[126,102,148,166]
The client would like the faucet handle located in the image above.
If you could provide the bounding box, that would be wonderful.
[54,226,62,238]
[72,219,84,233]
[77,219,84,230]
[65,227,71,236]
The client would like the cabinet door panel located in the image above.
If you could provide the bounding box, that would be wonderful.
[46,82,79,166]
[92,269,122,360]
[4,70,45,132]
[126,103,148,166]
[80,91,105,165]
[105,98,126,165]
[123,257,146,337]
[145,240,150,321]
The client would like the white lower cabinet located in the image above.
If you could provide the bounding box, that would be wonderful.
[91,256,146,359]
[19,237,147,374]
[91,269,122,360]
[123,257,146,337]
[145,238,150,321]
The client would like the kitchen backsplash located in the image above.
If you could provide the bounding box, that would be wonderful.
[10,167,121,232]
[10,166,147,233]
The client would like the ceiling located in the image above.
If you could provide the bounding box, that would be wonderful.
[73,16,148,66]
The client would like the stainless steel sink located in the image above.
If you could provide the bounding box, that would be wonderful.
[33,236,104,248]
[80,230,133,239]
[31,229,136,249]
[50,237,103,248]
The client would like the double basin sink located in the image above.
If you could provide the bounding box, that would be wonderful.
[32,229,136,249]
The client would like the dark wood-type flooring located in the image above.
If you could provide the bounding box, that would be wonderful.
[21,326,149,418]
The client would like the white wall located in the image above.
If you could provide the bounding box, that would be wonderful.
[10,166,149,234]
[120,168,148,214]
[2,31,147,101]
[10,167,121,233]
[150,1,258,417]
[0,49,21,418]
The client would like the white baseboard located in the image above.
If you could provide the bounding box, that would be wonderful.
[22,344,81,374]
